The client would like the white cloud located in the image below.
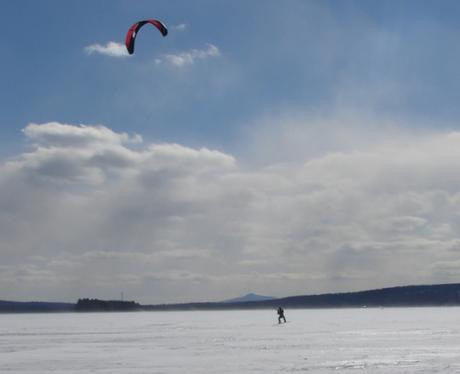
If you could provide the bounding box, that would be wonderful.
[172,23,187,31]
[84,41,129,58]
[3,121,460,303]
[157,44,220,67]
[24,122,142,147]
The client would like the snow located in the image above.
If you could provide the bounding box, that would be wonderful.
[1,307,460,373]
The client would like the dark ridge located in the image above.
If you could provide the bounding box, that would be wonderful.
[0,300,74,313]
[143,283,460,311]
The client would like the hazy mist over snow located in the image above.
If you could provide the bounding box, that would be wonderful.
[2,119,460,303]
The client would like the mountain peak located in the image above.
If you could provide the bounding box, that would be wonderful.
[222,293,276,303]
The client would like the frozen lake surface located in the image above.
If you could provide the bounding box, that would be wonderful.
[2,307,460,373]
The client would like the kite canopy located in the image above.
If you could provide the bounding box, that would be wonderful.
[125,19,168,55]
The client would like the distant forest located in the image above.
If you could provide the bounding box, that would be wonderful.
[2,283,460,313]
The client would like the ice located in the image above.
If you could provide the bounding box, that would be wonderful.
[1,307,460,373]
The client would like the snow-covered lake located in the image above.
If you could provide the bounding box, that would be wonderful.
[1,307,460,373]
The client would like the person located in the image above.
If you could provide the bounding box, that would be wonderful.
[277,306,286,324]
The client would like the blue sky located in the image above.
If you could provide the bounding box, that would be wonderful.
[3,1,460,303]
[3,1,460,155]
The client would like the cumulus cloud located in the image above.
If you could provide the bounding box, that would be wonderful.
[2,121,460,303]
[156,44,220,67]
[84,41,129,58]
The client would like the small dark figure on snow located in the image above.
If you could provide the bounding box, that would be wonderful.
[277,306,286,324]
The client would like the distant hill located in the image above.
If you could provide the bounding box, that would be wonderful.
[0,300,74,313]
[144,283,460,311]
[222,293,276,303]
[0,299,141,313]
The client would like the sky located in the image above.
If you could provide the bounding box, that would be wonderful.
[2,0,460,303]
